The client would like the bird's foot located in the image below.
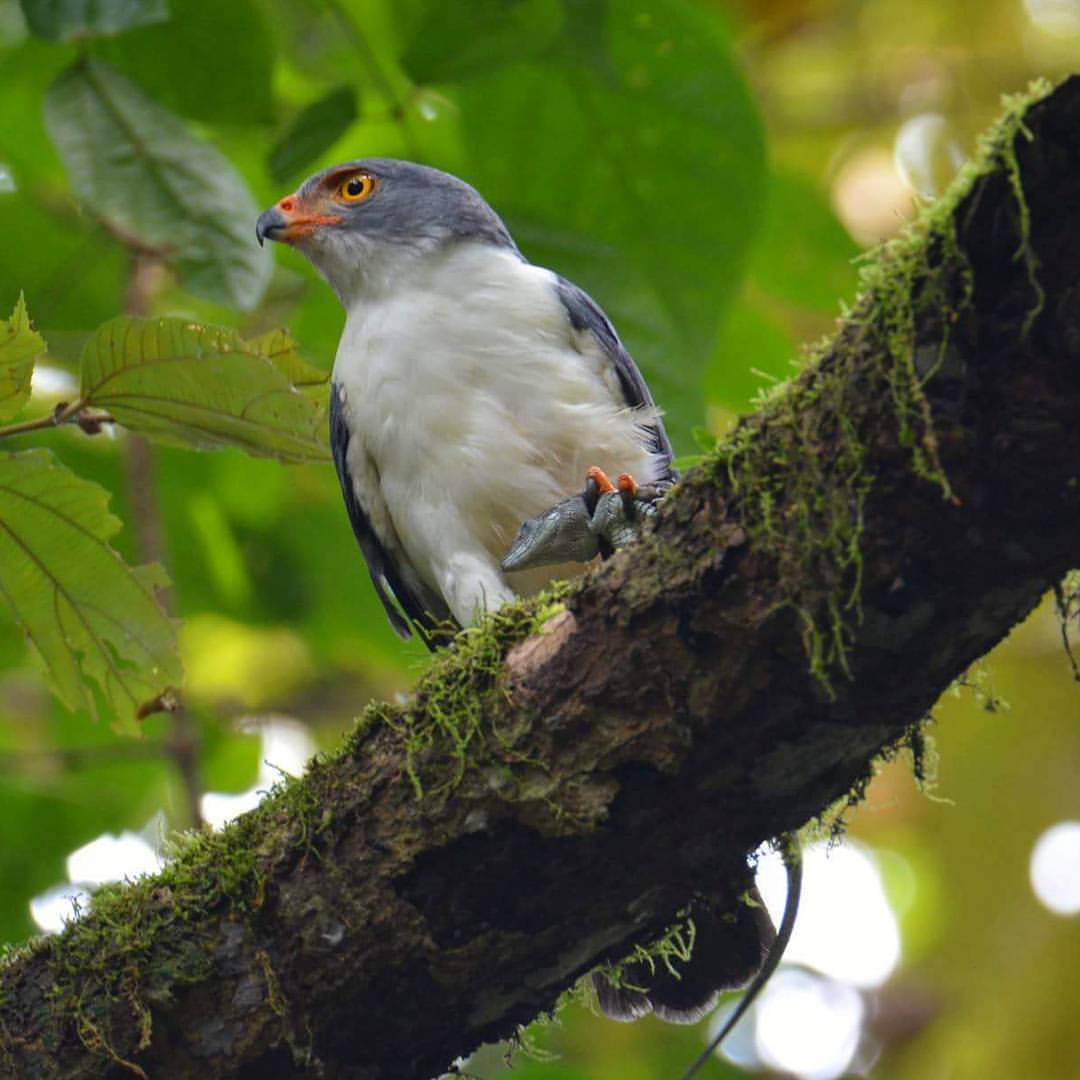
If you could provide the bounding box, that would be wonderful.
[588,467,663,555]
[501,465,666,572]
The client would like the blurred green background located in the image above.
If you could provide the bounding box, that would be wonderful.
[1,0,1078,1077]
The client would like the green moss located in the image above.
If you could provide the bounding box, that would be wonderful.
[592,909,696,995]
[999,85,1050,336]
[903,719,938,793]
[812,712,945,841]
[948,659,1010,715]
[1053,572,1080,681]
[707,80,1051,690]
[0,583,585,1072]
[365,583,573,799]
[0,756,331,1070]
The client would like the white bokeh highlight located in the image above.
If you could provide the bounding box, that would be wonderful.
[30,826,163,934]
[1030,820,1080,916]
[65,830,163,887]
[755,969,865,1080]
[200,716,315,830]
[28,884,91,934]
[1024,0,1080,36]
[755,840,903,988]
[708,840,902,1076]
[30,364,78,398]
[894,113,966,198]
[29,718,315,933]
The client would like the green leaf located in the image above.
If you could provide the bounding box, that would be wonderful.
[79,317,331,463]
[97,0,274,125]
[423,0,765,447]
[43,57,271,311]
[748,170,859,313]
[268,85,358,185]
[0,44,131,336]
[19,0,168,41]
[691,425,717,453]
[0,294,45,422]
[245,327,331,393]
[198,713,260,793]
[704,296,797,412]
[398,0,563,83]
[0,449,180,730]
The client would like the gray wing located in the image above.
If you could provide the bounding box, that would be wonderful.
[555,276,676,483]
[329,384,454,649]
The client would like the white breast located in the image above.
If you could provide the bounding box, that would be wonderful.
[332,242,660,625]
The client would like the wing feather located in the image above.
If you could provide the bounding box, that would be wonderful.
[329,383,454,649]
[554,276,676,483]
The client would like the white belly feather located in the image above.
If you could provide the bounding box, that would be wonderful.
[332,243,660,626]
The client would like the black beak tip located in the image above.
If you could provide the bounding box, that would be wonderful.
[255,207,286,248]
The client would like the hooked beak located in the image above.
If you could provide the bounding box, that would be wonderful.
[255,206,288,247]
[256,195,343,247]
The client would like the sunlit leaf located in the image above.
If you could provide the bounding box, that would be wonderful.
[410,0,765,446]
[268,85,358,184]
[0,449,179,730]
[43,57,271,311]
[19,0,168,42]
[79,317,330,463]
[0,294,45,422]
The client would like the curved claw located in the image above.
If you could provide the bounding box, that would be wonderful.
[586,465,616,494]
[617,473,639,518]
[501,466,670,572]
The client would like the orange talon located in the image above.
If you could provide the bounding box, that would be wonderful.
[586,465,616,494]
[617,472,639,517]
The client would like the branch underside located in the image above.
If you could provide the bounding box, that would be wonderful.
[4,79,1080,1080]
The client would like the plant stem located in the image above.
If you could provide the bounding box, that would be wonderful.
[0,401,116,440]
[0,412,66,439]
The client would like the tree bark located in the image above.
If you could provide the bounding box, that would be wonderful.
[3,78,1080,1080]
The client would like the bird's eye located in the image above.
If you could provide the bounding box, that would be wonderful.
[338,174,376,203]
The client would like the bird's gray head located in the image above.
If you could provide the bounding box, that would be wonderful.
[256,159,517,303]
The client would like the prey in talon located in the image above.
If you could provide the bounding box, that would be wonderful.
[501,466,666,572]
[591,468,665,554]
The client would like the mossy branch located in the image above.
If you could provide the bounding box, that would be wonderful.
[4,78,1080,1080]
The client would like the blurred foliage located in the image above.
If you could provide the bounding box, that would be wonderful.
[0,294,43,418]
[0,0,1077,1077]
[0,449,177,728]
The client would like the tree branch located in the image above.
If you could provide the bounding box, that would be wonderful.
[3,78,1080,1080]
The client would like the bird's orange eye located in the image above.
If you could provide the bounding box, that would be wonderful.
[338,173,376,203]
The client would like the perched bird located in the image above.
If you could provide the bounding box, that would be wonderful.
[256,160,777,1027]
[256,159,673,646]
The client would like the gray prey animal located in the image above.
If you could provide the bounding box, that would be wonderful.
[256,159,800,1046]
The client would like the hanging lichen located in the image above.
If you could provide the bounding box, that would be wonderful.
[707,80,1051,690]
